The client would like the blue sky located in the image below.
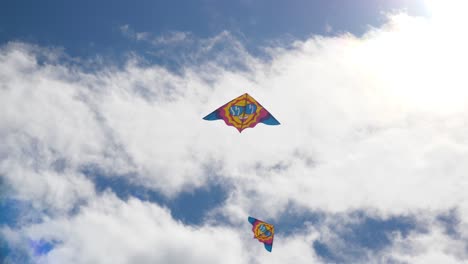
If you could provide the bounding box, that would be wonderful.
[0,0,428,59]
[2,0,468,263]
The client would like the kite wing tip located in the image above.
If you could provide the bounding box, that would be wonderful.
[203,111,219,121]
[262,116,281,126]
[264,244,272,252]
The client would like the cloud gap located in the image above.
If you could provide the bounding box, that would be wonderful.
[81,164,230,226]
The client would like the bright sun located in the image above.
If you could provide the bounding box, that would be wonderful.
[420,0,468,114]
[360,0,468,114]
[426,0,468,23]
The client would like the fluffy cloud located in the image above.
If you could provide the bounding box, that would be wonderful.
[1,7,468,263]
[379,218,468,263]
[21,194,249,264]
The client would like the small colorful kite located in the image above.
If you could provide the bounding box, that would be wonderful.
[203,93,280,133]
[248,216,275,252]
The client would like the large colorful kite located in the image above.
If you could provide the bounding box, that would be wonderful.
[248,216,275,252]
[203,93,280,132]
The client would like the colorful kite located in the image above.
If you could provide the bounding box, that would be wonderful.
[248,216,274,252]
[203,93,280,132]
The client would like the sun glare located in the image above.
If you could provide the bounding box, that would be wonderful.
[421,0,468,114]
[426,0,468,23]
[359,0,468,114]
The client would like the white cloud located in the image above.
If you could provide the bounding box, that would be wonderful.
[2,7,468,262]
[15,193,321,264]
[119,24,190,45]
[380,224,468,263]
